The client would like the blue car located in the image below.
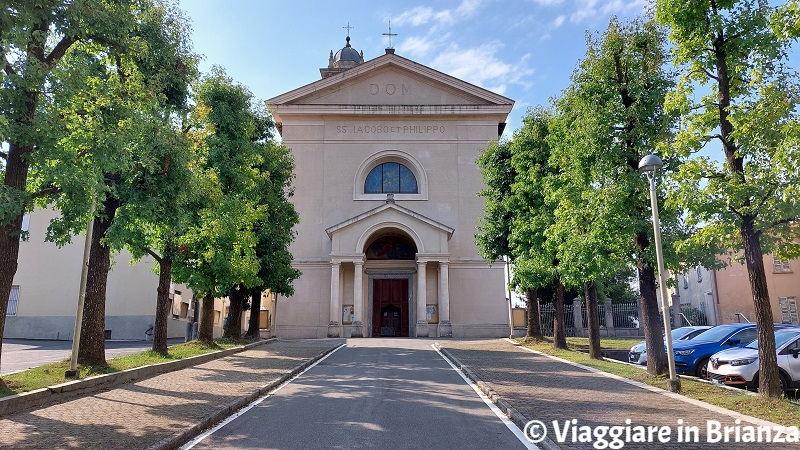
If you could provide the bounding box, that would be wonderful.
[671,323,792,378]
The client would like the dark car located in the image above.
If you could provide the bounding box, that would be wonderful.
[671,323,793,378]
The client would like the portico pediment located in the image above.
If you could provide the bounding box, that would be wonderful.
[267,53,513,115]
[325,202,453,255]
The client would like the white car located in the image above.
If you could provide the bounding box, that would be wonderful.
[628,326,712,365]
[707,327,800,391]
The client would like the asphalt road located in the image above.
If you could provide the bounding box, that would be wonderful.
[0,338,184,374]
[184,338,534,450]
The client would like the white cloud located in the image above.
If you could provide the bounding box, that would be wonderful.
[394,0,483,28]
[570,0,648,24]
[431,43,534,94]
[530,0,565,5]
[398,36,436,58]
[394,6,435,26]
[552,15,566,28]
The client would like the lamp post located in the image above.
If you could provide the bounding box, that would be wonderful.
[638,154,681,392]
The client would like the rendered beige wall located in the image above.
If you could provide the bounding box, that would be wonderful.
[715,255,800,324]
[7,208,195,340]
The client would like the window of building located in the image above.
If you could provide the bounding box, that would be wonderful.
[779,297,798,325]
[696,267,703,282]
[354,150,428,201]
[365,162,418,194]
[773,256,792,273]
[6,285,19,316]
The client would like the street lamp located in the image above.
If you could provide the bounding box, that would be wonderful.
[638,154,681,392]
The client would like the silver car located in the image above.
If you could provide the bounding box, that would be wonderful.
[628,326,712,365]
[707,328,800,391]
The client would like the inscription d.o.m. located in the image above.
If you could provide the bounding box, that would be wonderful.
[370,83,410,95]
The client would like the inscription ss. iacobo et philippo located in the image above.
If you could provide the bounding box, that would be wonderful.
[334,83,447,136]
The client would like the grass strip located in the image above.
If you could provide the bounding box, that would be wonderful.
[519,336,800,427]
[0,338,254,398]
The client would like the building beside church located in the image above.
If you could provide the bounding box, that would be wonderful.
[267,36,514,338]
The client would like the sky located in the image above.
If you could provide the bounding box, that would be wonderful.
[177,0,652,138]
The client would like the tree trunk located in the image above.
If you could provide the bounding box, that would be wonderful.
[151,256,172,355]
[638,261,667,376]
[585,281,602,360]
[224,286,245,339]
[245,288,262,339]
[198,293,215,344]
[0,142,32,378]
[741,217,780,398]
[78,194,120,367]
[553,276,568,349]
[525,288,543,340]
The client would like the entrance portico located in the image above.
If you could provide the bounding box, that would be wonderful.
[325,201,453,338]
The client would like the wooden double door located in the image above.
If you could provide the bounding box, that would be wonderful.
[372,279,409,337]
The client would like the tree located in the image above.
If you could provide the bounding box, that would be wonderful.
[173,69,268,343]
[476,133,545,341]
[0,0,195,367]
[0,0,153,378]
[656,0,800,397]
[246,141,300,339]
[507,107,564,347]
[38,1,195,365]
[547,17,680,373]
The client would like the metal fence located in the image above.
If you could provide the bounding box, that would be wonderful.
[539,302,576,337]
[536,299,712,337]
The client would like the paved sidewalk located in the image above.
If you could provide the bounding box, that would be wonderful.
[0,339,341,450]
[438,339,789,450]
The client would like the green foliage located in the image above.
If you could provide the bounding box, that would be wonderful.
[548,16,683,283]
[656,0,800,261]
[476,140,514,263]
[171,68,298,299]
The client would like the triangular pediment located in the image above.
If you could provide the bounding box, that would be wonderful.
[268,53,513,109]
[326,202,454,240]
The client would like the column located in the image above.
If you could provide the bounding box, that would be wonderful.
[328,261,341,338]
[572,297,584,337]
[604,298,615,334]
[351,259,364,337]
[437,262,452,337]
[416,260,429,337]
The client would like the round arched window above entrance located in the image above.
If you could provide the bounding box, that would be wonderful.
[365,162,418,194]
[354,150,428,201]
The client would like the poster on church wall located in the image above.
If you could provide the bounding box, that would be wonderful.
[426,305,438,323]
[343,305,355,323]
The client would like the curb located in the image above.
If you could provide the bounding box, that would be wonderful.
[0,338,274,418]
[434,343,562,450]
[507,338,782,429]
[148,343,344,450]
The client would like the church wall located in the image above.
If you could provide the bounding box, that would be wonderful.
[270,52,514,338]
[277,262,330,339]
[449,263,508,338]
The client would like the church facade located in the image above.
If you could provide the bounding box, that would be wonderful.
[267,38,514,339]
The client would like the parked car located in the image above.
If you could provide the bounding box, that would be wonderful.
[628,326,712,365]
[671,323,794,378]
[707,327,800,391]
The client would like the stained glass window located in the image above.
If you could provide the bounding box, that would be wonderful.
[365,163,418,194]
[366,235,416,259]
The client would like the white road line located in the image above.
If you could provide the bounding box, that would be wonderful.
[432,344,539,450]
[181,343,346,449]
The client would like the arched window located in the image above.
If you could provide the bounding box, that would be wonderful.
[354,150,427,201]
[365,162,418,194]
